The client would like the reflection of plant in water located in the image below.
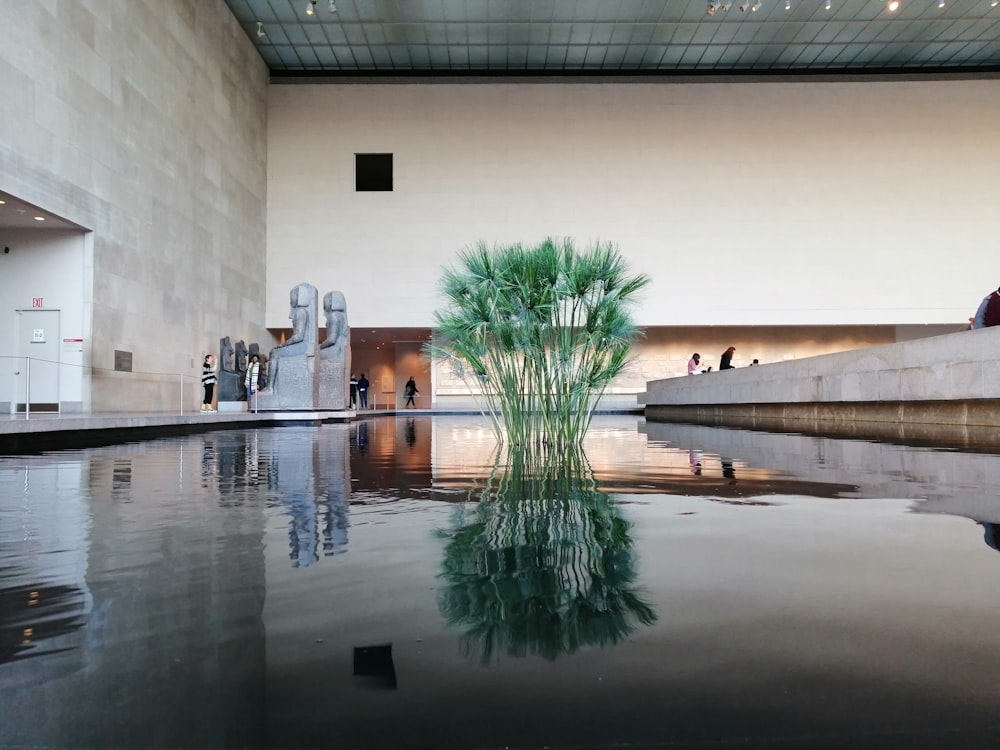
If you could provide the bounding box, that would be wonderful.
[438,447,656,663]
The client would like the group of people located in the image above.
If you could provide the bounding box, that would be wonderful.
[349,374,370,409]
[346,374,420,409]
[688,347,755,375]
[201,353,265,411]
[202,364,421,412]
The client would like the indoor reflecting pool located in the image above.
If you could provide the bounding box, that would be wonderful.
[4,415,1000,749]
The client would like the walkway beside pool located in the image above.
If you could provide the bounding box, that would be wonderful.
[641,325,1000,449]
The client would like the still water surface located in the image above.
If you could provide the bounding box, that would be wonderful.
[3,415,1000,749]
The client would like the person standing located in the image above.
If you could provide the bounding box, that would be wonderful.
[357,373,370,409]
[201,354,217,412]
[349,374,358,409]
[972,285,1000,329]
[720,346,736,370]
[244,354,261,401]
[403,376,418,407]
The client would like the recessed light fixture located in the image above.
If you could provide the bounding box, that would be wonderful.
[887,0,899,10]
[785,0,791,8]
[938,0,945,6]
[34,216,45,221]
[825,0,832,8]
[0,199,5,205]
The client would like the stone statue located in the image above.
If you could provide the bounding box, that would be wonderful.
[256,283,319,411]
[318,290,351,410]
[234,339,248,374]
[219,336,235,373]
[218,336,245,402]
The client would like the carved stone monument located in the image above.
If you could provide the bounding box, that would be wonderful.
[218,336,246,402]
[255,283,319,411]
[318,290,351,411]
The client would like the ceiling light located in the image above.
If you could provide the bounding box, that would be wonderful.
[785,0,791,8]
[707,1,720,15]
[887,0,899,10]
[721,2,732,10]
[256,21,265,37]
[752,1,762,10]
[825,0,832,8]
[937,0,945,6]
[739,1,750,10]
[328,0,337,11]
[992,0,998,6]
[33,216,45,222]
[0,199,5,205]
[305,0,315,15]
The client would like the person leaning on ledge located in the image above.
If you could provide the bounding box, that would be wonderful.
[720,346,736,370]
[972,285,1000,329]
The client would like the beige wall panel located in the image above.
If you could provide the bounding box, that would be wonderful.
[267,79,999,331]
[0,0,269,412]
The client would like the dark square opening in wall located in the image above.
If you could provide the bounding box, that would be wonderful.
[355,153,393,192]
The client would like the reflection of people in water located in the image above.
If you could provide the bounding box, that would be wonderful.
[356,422,368,454]
[688,450,702,476]
[721,457,737,482]
[978,522,1000,552]
[405,418,416,448]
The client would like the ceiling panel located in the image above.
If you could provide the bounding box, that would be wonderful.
[226,0,1000,75]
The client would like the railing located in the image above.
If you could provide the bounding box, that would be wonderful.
[0,354,203,418]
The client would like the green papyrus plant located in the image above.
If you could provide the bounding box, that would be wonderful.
[425,238,650,449]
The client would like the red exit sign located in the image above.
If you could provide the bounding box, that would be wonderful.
[32,298,43,308]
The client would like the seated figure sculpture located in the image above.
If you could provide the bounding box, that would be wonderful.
[256,283,319,410]
[218,336,245,402]
[318,290,351,411]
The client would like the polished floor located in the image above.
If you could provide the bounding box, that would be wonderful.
[3,415,1000,749]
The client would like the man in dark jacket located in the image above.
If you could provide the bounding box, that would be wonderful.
[356,373,370,409]
[972,286,1000,329]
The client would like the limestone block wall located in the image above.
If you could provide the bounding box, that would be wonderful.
[643,326,1000,423]
[0,0,269,412]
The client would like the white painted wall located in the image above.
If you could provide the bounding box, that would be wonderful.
[267,79,1000,330]
[0,229,87,410]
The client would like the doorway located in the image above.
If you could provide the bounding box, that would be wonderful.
[15,309,60,412]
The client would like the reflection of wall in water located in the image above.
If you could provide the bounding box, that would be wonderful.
[0,457,91,681]
[349,418,431,494]
[641,421,1000,522]
[1,437,269,747]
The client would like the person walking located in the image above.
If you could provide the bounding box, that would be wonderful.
[244,354,261,402]
[972,284,1000,329]
[201,354,217,412]
[403,376,418,407]
[720,346,736,370]
[357,373,370,409]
